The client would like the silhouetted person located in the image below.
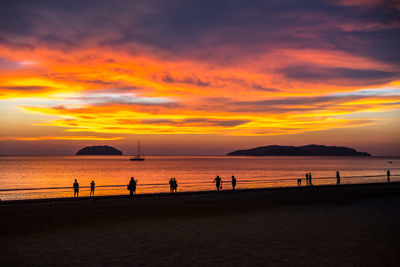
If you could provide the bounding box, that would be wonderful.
[169,178,174,192]
[336,171,341,184]
[308,172,312,185]
[387,170,391,182]
[128,177,137,197]
[231,175,237,190]
[73,179,79,197]
[90,180,95,197]
[305,173,309,186]
[297,179,302,187]
[214,176,222,191]
[173,178,178,192]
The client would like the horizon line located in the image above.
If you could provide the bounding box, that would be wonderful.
[1,154,400,157]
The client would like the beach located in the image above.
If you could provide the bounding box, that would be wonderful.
[1,183,400,266]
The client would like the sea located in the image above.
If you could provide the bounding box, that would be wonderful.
[0,156,398,200]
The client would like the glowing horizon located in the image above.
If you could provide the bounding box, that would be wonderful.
[0,0,399,156]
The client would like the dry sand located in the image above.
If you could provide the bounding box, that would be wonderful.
[1,183,399,266]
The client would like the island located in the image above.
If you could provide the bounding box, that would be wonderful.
[226,144,371,156]
[76,145,123,155]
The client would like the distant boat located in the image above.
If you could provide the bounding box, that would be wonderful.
[130,141,145,161]
[388,161,393,163]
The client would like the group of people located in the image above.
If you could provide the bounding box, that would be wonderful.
[126,175,236,196]
[306,172,313,186]
[169,178,178,192]
[72,179,95,198]
[73,169,393,197]
[213,175,236,191]
[72,175,238,198]
[297,172,313,186]
[298,171,338,187]
[297,169,391,187]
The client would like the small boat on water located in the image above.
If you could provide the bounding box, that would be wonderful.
[130,141,145,161]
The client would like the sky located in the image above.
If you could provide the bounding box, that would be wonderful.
[0,0,399,156]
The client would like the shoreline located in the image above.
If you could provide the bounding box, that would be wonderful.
[1,181,399,205]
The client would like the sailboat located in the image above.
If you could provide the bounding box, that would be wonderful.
[130,141,145,161]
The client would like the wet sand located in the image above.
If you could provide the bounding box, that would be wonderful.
[1,183,400,266]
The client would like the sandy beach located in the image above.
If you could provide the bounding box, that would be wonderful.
[1,182,399,266]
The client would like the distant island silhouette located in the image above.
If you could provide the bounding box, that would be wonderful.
[76,145,123,155]
[227,144,371,156]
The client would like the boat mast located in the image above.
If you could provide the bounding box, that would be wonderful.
[137,141,140,157]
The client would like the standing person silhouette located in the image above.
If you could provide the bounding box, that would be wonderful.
[214,176,222,191]
[90,180,95,197]
[127,177,137,197]
[73,179,79,198]
[336,171,341,184]
[169,178,174,192]
[173,178,178,192]
[387,170,391,182]
[231,175,237,190]
[308,172,312,186]
[305,173,309,186]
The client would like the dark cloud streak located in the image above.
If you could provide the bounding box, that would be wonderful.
[280,65,400,85]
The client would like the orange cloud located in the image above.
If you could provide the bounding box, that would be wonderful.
[0,136,124,141]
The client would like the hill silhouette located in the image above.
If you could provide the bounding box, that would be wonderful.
[76,145,123,155]
[227,144,371,156]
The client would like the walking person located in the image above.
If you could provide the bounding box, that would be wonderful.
[297,178,302,187]
[90,180,95,197]
[73,179,79,198]
[305,173,309,186]
[127,177,137,197]
[336,171,341,184]
[231,175,237,190]
[214,175,222,191]
[308,172,312,186]
[387,170,391,182]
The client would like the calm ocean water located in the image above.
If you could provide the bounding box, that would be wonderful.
[0,156,398,200]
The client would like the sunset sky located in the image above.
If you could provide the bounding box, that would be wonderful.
[0,0,399,155]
